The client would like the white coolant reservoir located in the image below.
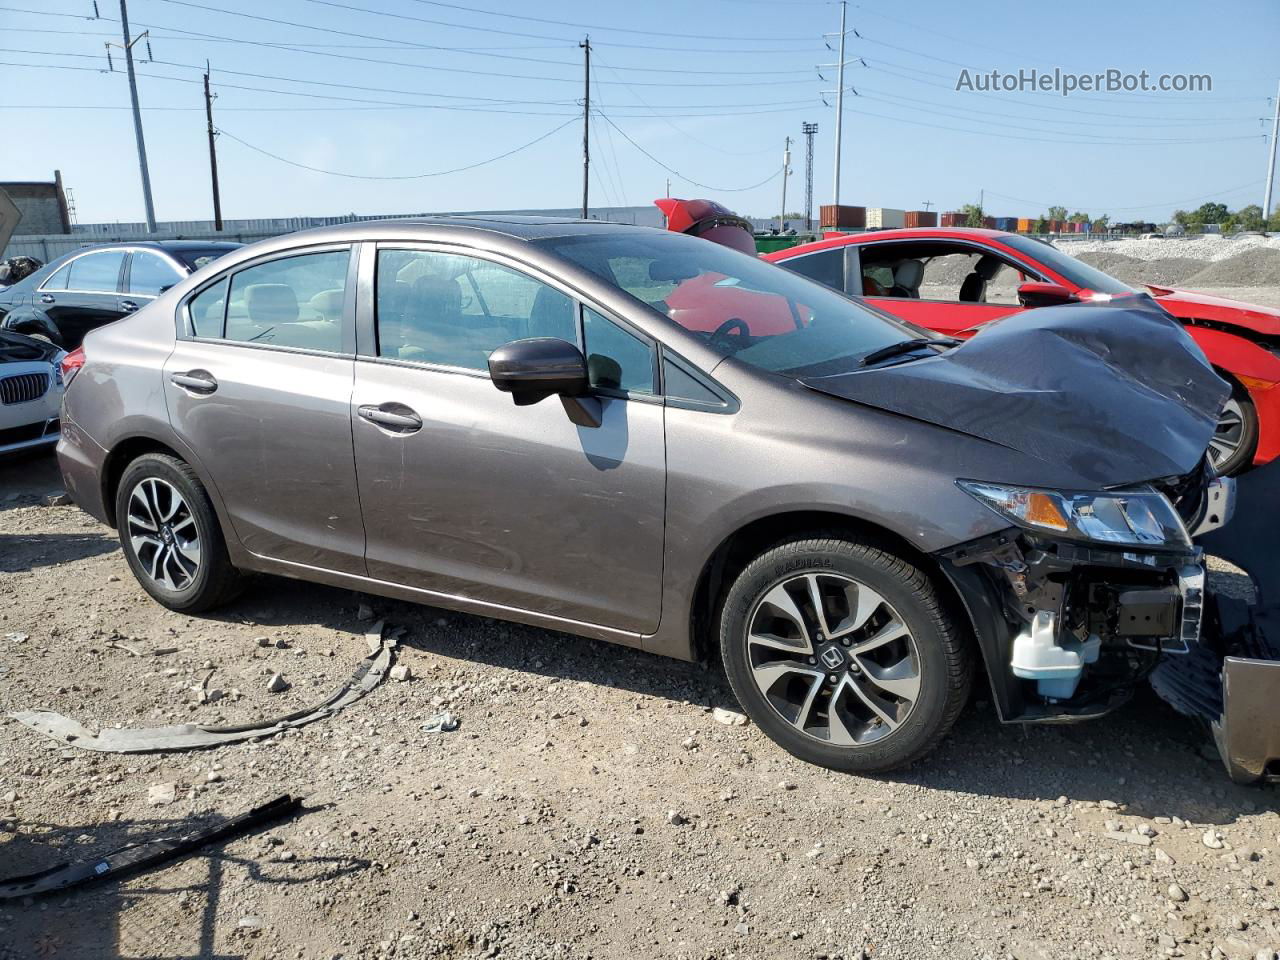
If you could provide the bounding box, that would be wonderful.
[1010,611,1101,700]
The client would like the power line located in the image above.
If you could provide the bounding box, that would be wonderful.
[0,5,820,54]
[595,111,783,192]
[215,117,578,180]
[0,54,821,114]
[371,0,816,41]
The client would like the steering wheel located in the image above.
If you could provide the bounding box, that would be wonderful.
[709,317,750,349]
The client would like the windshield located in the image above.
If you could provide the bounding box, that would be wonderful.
[536,230,914,376]
[1002,235,1133,296]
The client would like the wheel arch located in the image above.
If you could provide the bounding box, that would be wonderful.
[101,437,189,528]
[687,509,980,667]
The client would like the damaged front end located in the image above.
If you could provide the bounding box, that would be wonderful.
[938,459,1280,784]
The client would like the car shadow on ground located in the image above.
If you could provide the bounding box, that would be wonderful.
[0,532,119,573]
[0,802,367,960]
[208,574,1275,826]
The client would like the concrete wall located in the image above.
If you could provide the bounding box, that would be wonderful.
[3,173,71,237]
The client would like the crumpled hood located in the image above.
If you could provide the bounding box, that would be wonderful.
[801,297,1229,488]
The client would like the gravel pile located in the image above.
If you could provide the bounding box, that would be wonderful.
[1073,253,1209,287]
[1063,234,1280,263]
[1182,248,1280,287]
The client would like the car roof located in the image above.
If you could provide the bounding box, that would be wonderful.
[285,215,652,244]
[60,240,243,252]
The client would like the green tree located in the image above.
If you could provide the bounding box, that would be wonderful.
[1092,214,1110,231]
[1172,209,1193,227]
[1067,211,1089,223]
[1195,202,1230,225]
[1034,216,1048,233]
[1047,205,1068,221]
[960,203,984,227]
[1234,204,1265,231]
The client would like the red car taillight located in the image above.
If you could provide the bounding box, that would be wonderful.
[59,346,86,386]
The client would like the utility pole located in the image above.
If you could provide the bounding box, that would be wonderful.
[117,0,156,232]
[777,137,792,234]
[203,63,223,232]
[831,1,847,207]
[921,200,933,212]
[1265,79,1280,224]
[580,35,590,220]
[801,122,818,231]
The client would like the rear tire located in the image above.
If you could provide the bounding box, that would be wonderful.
[719,534,971,774]
[115,453,241,612]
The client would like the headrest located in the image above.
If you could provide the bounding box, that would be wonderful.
[894,259,925,289]
[973,255,1003,281]
[245,283,298,324]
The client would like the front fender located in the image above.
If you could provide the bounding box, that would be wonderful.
[1183,325,1280,464]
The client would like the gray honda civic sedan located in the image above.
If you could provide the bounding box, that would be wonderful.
[56,216,1249,775]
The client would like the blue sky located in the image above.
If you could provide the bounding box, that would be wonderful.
[3,0,1277,225]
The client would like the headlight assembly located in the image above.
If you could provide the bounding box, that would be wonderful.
[957,480,1190,548]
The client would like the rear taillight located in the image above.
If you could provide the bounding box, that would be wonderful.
[59,346,85,386]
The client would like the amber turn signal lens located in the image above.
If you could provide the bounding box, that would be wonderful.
[1024,492,1069,531]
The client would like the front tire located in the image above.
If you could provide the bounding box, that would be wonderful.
[1208,386,1258,477]
[115,453,241,612]
[719,535,971,774]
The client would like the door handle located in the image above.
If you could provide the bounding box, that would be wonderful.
[170,371,218,394]
[120,299,140,313]
[40,294,55,304]
[358,404,422,432]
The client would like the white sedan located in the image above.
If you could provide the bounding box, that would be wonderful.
[0,329,63,457]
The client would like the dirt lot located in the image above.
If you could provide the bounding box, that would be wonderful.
[1,450,1278,960]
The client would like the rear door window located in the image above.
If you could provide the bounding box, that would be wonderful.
[128,252,184,297]
[223,250,350,352]
[67,251,126,294]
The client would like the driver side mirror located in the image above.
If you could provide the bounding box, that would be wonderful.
[488,337,589,406]
[1017,281,1078,309]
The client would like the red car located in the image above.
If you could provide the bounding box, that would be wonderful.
[766,228,1280,476]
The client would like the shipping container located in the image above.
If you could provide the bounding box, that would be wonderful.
[819,204,866,229]
[993,217,1017,232]
[866,207,906,229]
[1017,217,1034,233]
[903,210,938,228]
[940,211,966,227]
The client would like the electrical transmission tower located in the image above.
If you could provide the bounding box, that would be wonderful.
[801,122,818,231]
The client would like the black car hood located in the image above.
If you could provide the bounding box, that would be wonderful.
[801,297,1229,488]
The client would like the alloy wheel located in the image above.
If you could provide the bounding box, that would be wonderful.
[126,477,201,590]
[1207,398,1246,472]
[746,573,921,746]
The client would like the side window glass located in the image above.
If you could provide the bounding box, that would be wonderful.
[662,357,722,405]
[42,263,71,292]
[67,251,126,294]
[224,250,349,352]
[129,252,183,296]
[188,278,228,338]
[375,249,575,369]
[582,307,655,395]
[782,249,842,292]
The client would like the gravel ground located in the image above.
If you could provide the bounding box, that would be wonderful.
[1,449,1278,960]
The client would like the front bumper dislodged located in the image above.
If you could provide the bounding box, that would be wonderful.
[943,462,1280,784]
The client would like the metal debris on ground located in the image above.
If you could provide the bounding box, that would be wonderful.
[9,625,398,753]
[0,794,303,900]
[421,712,459,733]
